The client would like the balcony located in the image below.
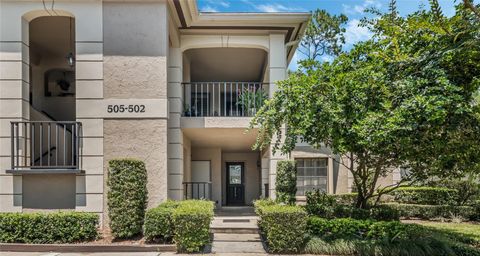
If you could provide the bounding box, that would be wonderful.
[8,121,82,174]
[182,82,268,117]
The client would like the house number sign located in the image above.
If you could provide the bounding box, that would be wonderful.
[77,99,168,119]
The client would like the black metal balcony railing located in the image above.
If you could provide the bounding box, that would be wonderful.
[10,121,82,171]
[182,82,268,117]
[183,182,212,200]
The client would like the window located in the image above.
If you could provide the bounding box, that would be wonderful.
[296,158,328,196]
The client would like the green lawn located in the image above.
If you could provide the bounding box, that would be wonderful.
[412,221,480,247]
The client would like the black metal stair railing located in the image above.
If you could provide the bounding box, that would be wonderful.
[183,182,212,200]
[10,121,82,171]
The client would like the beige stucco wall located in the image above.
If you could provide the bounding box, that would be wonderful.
[222,152,261,205]
[102,0,169,222]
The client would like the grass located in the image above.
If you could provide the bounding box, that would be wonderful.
[411,221,480,247]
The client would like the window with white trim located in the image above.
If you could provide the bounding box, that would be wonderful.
[295,158,328,196]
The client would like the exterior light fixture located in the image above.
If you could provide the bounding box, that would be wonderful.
[66,52,75,67]
[66,17,75,67]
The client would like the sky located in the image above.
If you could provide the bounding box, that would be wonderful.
[196,0,471,70]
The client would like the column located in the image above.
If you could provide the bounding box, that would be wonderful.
[267,34,288,199]
[167,47,184,200]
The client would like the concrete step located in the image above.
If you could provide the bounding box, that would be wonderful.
[212,241,265,253]
[213,233,261,242]
[210,226,259,234]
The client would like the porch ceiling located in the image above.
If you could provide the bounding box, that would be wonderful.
[183,128,258,152]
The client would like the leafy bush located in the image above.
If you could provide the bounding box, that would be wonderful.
[390,186,457,205]
[428,179,480,206]
[384,203,478,221]
[305,189,337,217]
[369,204,400,221]
[305,190,398,221]
[144,200,180,242]
[0,212,98,243]
[333,193,358,206]
[275,160,297,204]
[256,203,308,253]
[253,199,276,215]
[172,200,214,253]
[307,217,422,241]
[107,159,148,239]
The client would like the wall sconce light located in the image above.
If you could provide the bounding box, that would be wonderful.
[66,52,75,67]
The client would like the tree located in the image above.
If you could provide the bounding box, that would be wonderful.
[298,9,348,61]
[251,1,480,209]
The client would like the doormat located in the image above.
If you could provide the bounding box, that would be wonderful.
[222,219,250,223]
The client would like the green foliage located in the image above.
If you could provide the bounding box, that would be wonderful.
[305,189,336,217]
[236,87,268,114]
[299,9,348,60]
[107,159,148,239]
[172,200,214,253]
[275,160,297,204]
[143,200,180,242]
[333,193,358,206]
[390,186,458,205]
[251,0,480,210]
[305,190,399,221]
[253,199,276,215]
[0,212,98,243]
[307,217,419,241]
[428,177,480,206]
[384,203,479,221]
[256,203,308,253]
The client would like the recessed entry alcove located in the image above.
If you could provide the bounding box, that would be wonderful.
[21,12,78,210]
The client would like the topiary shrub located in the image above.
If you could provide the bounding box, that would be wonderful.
[143,200,180,242]
[107,158,148,239]
[253,199,276,215]
[257,204,308,253]
[390,187,457,205]
[275,160,297,204]
[0,212,98,243]
[172,200,214,253]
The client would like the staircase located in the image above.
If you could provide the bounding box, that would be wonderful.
[210,207,266,254]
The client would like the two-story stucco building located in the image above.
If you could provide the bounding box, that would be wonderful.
[0,0,400,224]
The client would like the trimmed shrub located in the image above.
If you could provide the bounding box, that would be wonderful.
[257,204,308,253]
[172,200,214,253]
[107,159,148,239]
[0,212,98,243]
[305,189,337,217]
[253,199,276,215]
[143,200,180,242]
[369,204,400,221]
[384,203,478,220]
[275,160,297,204]
[390,186,457,205]
[429,179,480,206]
[307,217,422,241]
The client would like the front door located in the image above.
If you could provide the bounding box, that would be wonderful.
[226,162,245,205]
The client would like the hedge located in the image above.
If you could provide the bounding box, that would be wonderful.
[275,160,297,204]
[390,186,457,205]
[384,203,478,221]
[256,202,308,253]
[172,200,214,253]
[307,217,423,241]
[144,201,180,242]
[0,212,98,243]
[107,159,148,239]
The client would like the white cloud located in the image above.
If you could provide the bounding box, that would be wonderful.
[342,0,382,15]
[344,19,373,46]
[218,1,230,8]
[241,0,304,13]
[206,0,230,8]
[201,5,218,12]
